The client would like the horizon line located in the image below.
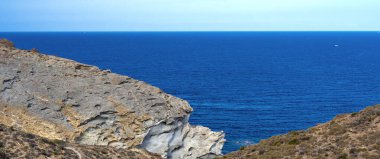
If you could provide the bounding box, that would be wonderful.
[1,30,380,33]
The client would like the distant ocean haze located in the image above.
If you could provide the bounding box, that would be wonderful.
[3,32,380,153]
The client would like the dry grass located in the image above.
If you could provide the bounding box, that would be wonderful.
[221,105,380,159]
[0,124,161,159]
[0,39,14,48]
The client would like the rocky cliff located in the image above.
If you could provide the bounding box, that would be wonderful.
[0,39,225,159]
[222,105,380,159]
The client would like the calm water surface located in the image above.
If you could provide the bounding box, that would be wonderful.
[2,32,380,153]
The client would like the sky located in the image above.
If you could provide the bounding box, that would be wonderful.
[0,0,379,31]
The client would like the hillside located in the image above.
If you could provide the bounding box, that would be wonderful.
[0,122,161,159]
[222,105,380,159]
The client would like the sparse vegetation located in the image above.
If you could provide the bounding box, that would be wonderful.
[220,105,380,159]
[0,124,161,158]
[288,139,299,145]
[0,39,14,48]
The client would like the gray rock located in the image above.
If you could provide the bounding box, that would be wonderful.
[0,39,225,159]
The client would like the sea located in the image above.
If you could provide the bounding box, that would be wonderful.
[2,32,380,153]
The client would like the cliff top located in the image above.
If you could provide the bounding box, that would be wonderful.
[0,39,192,140]
[0,38,193,143]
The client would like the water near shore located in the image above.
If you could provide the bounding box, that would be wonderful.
[2,32,380,153]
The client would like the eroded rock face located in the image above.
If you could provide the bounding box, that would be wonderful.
[0,39,225,159]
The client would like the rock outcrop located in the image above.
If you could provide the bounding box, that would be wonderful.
[0,123,161,159]
[0,39,225,159]
[222,105,380,159]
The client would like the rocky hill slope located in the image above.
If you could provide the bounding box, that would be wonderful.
[222,105,380,159]
[0,39,225,159]
[0,123,161,159]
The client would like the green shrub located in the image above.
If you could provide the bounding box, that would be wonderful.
[288,139,300,145]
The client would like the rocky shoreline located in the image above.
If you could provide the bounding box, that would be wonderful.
[0,39,225,159]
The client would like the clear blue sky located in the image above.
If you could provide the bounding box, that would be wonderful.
[1,0,379,31]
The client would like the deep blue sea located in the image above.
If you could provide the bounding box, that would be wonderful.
[2,32,380,153]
